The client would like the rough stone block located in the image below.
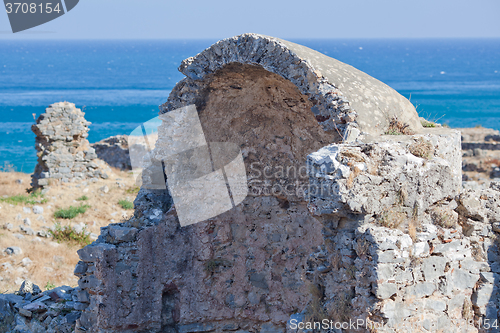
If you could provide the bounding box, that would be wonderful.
[73,261,88,277]
[373,282,398,299]
[107,226,138,244]
[451,269,480,290]
[405,282,436,298]
[422,256,447,281]
[382,301,412,326]
[472,283,495,308]
[424,298,447,312]
[77,243,116,263]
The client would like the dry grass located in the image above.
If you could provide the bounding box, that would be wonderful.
[409,137,434,159]
[408,217,418,241]
[305,283,328,322]
[0,168,137,293]
[346,166,362,189]
[384,116,415,135]
[462,298,473,322]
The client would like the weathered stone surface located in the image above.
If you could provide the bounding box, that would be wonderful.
[32,206,43,214]
[18,280,41,296]
[422,256,447,281]
[472,283,495,308]
[405,282,437,298]
[107,225,138,243]
[373,282,398,299]
[307,130,462,217]
[91,135,132,170]
[74,261,88,277]
[451,269,480,290]
[77,243,116,263]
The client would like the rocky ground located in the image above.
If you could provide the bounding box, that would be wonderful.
[0,166,138,295]
[460,127,500,189]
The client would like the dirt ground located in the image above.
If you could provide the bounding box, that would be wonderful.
[0,168,138,293]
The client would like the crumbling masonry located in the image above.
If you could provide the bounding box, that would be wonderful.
[31,102,109,192]
[74,34,499,333]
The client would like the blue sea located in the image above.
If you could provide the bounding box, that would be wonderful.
[0,39,499,173]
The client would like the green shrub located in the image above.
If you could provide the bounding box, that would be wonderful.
[421,120,436,128]
[126,186,140,194]
[45,281,56,290]
[76,195,88,201]
[54,204,90,219]
[118,199,134,210]
[0,191,47,205]
[49,223,91,246]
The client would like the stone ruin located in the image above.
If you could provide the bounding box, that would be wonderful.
[74,34,500,333]
[31,102,109,192]
[90,134,155,171]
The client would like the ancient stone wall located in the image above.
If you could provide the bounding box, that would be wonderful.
[31,102,108,192]
[307,133,499,332]
[74,34,499,333]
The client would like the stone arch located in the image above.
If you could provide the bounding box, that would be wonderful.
[161,33,423,138]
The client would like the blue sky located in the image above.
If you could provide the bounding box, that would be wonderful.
[1,0,500,39]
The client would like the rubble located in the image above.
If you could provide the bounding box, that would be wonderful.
[0,281,82,333]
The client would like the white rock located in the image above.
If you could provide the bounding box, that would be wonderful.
[21,257,32,267]
[33,206,44,214]
[72,224,83,234]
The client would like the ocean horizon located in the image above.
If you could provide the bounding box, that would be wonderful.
[1,38,499,173]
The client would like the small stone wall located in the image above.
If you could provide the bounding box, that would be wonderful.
[31,102,108,192]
